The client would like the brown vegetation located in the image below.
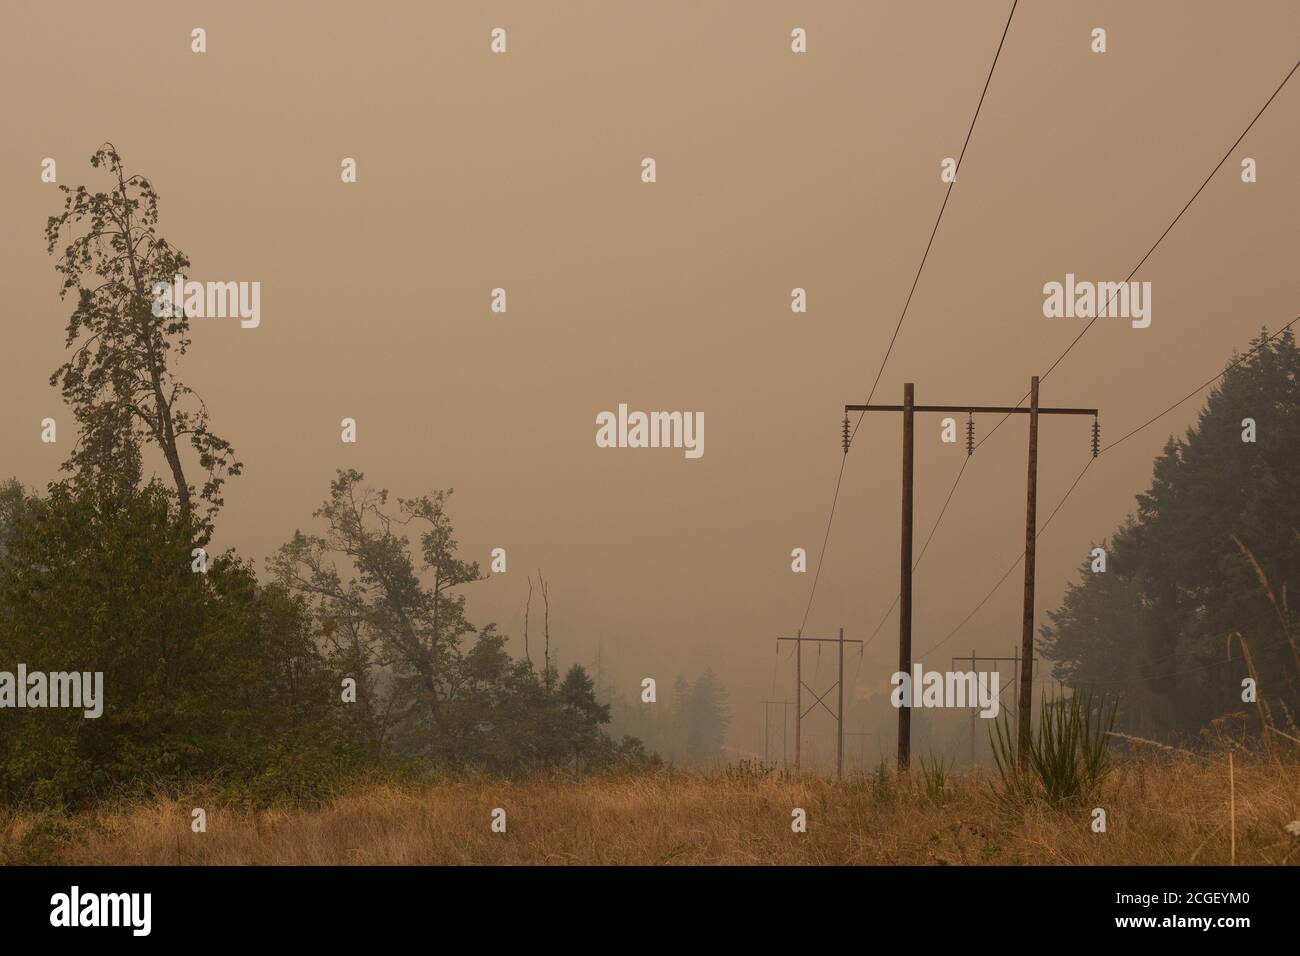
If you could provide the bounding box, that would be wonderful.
[4,755,1299,866]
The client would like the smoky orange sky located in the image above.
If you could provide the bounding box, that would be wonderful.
[2,1,1297,769]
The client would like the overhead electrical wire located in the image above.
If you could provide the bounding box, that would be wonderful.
[915,314,1300,661]
[855,56,1300,649]
[795,0,1021,638]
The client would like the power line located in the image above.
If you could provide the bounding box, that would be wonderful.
[916,312,1300,661]
[847,385,1099,764]
[860,308,1297,669]
[800,44,1297,670]
[977,56,1300,453]
[857,56,1300,642]
[1101,315,1300,455]
[863,454,972,647]
[796,454,848,635]
[854,0,1021,437]
[918,455,1094,660]
[1039,57,1299,385]
[795,0,1019,635]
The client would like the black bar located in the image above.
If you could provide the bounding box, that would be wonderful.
[0,865,1281,942]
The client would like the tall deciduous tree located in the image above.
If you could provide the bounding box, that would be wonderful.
[45,144,240,531]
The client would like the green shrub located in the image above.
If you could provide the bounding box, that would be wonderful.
[990,690,1117,807]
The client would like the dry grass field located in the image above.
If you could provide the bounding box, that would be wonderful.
[4,754,1299,865]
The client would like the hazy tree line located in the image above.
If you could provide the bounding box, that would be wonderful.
[0,146,651,809]
[1042,329,1299,741]
[601,671,730,766]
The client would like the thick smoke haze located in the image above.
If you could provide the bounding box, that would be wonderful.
[1,0,1297,770]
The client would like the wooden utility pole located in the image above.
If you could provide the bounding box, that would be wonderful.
[1007,644,1038,721]
[778,629,862,778]
[968,650,977,765]
[795,631,802,771]
[1019,375,1040,760]
[837,627,845,779]
[899,384,915,772]
[845,380,1097,774]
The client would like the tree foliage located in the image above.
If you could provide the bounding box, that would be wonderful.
[45,144,240,532]
[271,470,643,774]
[0,479,344,808]
[1,148,648,810]
[1041,330,1300,738]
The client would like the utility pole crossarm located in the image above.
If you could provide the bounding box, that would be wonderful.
[777,636,863,644]
[845,403,1097,416]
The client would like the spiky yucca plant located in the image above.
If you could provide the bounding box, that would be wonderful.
[990,690,1117,807]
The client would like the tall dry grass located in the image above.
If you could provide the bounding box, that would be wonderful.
[3,755,1298,865]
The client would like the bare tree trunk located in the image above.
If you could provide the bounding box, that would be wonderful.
[539,571,551,690]
[523,577,533,667]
